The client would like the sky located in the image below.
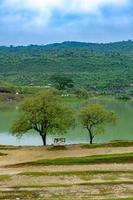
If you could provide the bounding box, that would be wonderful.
[0,0,133,45]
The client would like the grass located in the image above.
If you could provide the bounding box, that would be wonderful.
[12,184,70,189]
[0,180,133,199]
[47,145,67,151]
[19,170,133,177]
[81,140,133,149]
[103,175,118,181]
[109,198,133,200]
[0,191,132,200]
[0,175,10,181]
[10,152,133,167]
[78,181,133,186]
[0,145,20,150]
[0,152,7,156]
[0,191,41,200]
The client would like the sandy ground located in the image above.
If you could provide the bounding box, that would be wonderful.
[0,145,133,199]
[0,145,133,166]
[0,145,133,175]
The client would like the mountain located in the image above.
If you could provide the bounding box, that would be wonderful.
[0,41,133,93]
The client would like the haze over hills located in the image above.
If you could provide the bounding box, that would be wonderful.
[0,40,133,94]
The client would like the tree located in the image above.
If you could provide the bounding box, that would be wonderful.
[11,90,74,146]
[50,75,74,90]
[73,87,88,99]
[79,104,116,144]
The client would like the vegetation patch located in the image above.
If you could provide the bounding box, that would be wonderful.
[9,152,133,167]
[18,170,133,177]
[0,41,133,96]
[47,145,67,151]
[12,184,70,189]
[0,191,41,200]
[78,181,133,186]
[81,141,133,149]
[0,152,7,156]
[9,181,133,189]
[108,198,133,200]
[0,145,20,150]
[0,175,10,181]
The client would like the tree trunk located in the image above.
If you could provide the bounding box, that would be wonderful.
[41,134,47,146]
[89,133,93,144]
[87,128,93,144]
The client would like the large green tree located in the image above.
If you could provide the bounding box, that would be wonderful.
[11,90,74,146]
[80,104,116,144]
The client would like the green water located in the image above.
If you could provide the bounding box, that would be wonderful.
[0,97,133,146]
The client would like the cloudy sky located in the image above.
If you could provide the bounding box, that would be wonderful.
[0,0,133,45]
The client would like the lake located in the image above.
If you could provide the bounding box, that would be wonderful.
[0,97,133,146]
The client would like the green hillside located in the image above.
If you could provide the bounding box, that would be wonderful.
[0,41,133,94]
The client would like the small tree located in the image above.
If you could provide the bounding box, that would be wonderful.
[50,75,74,90]
[73,87,88,99]
[80,104,116,144]
[11,90,74,146]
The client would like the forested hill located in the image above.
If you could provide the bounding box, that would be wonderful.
[0,40,133,94]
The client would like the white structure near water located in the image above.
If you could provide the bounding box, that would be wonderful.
[54,138,66,146]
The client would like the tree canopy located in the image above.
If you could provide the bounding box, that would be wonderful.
[11,90,75,145]
[50,75,74,90]
[80,104,117,144]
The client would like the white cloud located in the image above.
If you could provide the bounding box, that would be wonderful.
[3,0,129,12]
[1,0,130,26]
[63,0,129,14]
